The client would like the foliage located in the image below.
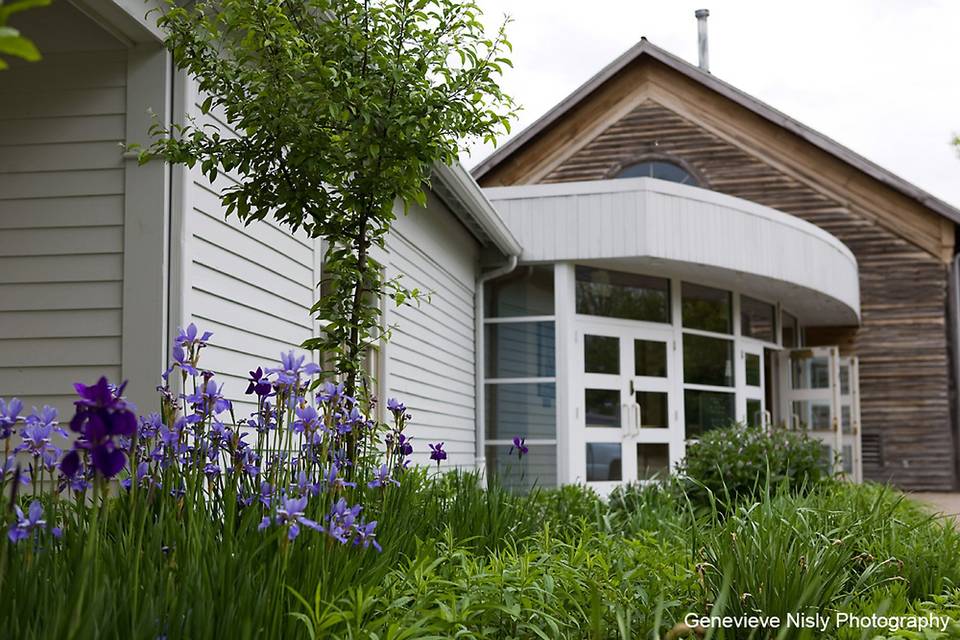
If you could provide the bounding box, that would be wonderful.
[141,0,517,412]
[2,334,960,638]
[676,422,825,509]
[0,0,49,69]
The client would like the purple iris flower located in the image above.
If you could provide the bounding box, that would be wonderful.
[0,397,22,439]
[367,464,399,489]
[325,498,362,544]
[15,422,63,471]
[175,323,213,347]
[352,519,381,552]
[294,470,321,497]
[293,405,323,436]
[184,379,231,422]
[429,442,447,466]
[259,495,323,541]
[245,367,272,397]
[62,377,137,479]
[8,500,60,543]
[386,398,408,422]
[317,382,345,404]
[509,436,529,460]
[120,462,151,491]
[271,351,321,386]
[169,343,199,377]
[324,463,356,492]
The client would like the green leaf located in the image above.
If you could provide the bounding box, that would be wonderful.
[0,31,40,62]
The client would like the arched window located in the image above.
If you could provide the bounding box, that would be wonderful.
[615,160,698,185]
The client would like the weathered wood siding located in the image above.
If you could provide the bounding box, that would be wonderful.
[0,5,127,419]
[384,193,481,469]
[520,100,953,489]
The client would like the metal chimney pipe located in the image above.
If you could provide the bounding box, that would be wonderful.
[695,9,710,72]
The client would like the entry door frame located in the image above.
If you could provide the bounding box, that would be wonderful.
[738,340,767,428]
[571,314,681,493]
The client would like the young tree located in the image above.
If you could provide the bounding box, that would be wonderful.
[0,0,50,70]
[143,1,515,415]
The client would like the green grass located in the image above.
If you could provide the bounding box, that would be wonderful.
[3,470,960,639]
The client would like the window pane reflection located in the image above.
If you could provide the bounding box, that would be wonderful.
[485,383,556,440]
[584,335,619,374]
[634,339,667,377]
[585,389,620,428]
[485,322,555,378]
[741,295,776,342]
[586,443,622,481]
[576,266,670,323]
[684,390,735,438]
[484,265,554,317]
[683,334,734,387]
[682,282,731,334]
[637,443,670,480]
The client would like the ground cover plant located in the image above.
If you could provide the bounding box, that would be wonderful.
[2,359,960,639]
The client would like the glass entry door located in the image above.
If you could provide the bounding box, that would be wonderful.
[777,347,861,481]
[576,318,679,493]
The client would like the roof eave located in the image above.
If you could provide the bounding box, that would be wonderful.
[472,39,960,226]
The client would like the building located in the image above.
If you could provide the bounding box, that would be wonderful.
[2,3,958,491]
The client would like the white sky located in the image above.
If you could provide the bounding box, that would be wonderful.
[462,0,960,208]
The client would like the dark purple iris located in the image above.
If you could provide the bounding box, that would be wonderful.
[61,377,137,479]
[509,436,529,460]
[245,367,272,397]
[429,442,447,467]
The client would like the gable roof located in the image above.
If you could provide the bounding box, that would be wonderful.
[472,38,960,226]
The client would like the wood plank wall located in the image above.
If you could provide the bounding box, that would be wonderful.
[536,100,955,490]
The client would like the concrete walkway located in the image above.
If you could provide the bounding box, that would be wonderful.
[910,492,960,521]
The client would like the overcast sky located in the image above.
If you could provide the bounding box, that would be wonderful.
[462,0,960,208]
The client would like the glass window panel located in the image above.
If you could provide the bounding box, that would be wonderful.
[681,282,731,334]
[615,161,698,186]
[585,389,621,428]
[790,354,830,390]
[575,266,670,323]
[634,339,667,377]
[484,265,554,317]
[791,400,831,431]
[840,365,850,395]
[636,391,668,428]
[745,353,761,387]
[485,383,556,440]
[819,445,833,473]
[782,311,799,348]
[486,444,556,492]
[841,405,851,434]
[637,443,670,480]
[684,390,735,438]
[485,322,555,379]
[586,443,622,482]
[747,399,762,428]
[842,444,853,474]
[741,295,776,342]
[683,334,734,387]
[584,335,619,374]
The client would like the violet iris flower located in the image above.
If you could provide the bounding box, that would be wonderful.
[8,500,60,543]
[367,464,399,489]
[245,367,271,397]
[429,442,447,466]
[324,463,356,492]
[509,436,529,460]
[352,519,381,552]
[169,343,199,377]
[271,351,321,386]
[61,377,137,479]
[326,498,362,544]
[175,323,213,348]
[259,495,323,541]
[0,397,22,439]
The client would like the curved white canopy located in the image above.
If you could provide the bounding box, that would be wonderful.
[484,177,860,325]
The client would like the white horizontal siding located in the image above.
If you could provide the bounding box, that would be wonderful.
[385,192,480,468]
[0,5,126,421]
[184,101,319,420]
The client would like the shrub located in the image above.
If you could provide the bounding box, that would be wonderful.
[676,423,825,507]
